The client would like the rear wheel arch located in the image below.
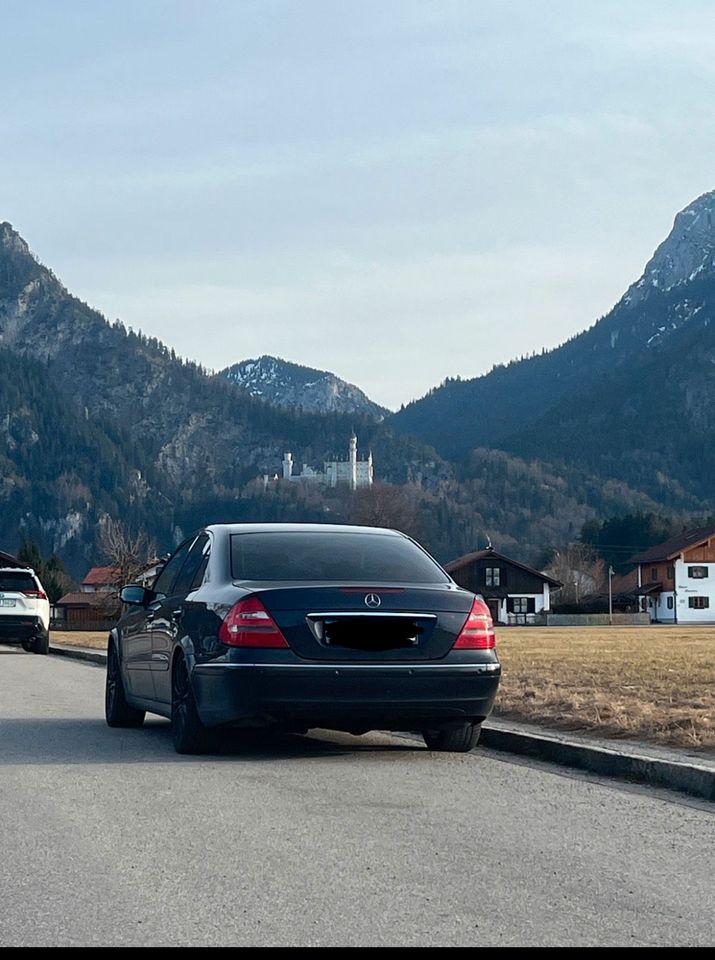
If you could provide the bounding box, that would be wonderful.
[171,646,184,680]
[105,636,145,728]
[171,638,196,680]
[170,646,206,753]
[108,629,121,659]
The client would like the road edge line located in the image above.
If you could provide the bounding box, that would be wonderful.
[480,726,715,803]
[50,644,107,666]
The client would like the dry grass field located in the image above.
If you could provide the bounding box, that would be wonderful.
[51,625,715,753]
[495,625,715,753]
[52,631,107,650]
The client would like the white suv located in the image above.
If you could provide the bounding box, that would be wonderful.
[0,567,51,654]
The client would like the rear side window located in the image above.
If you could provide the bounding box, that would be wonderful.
[0,572,38,592]
[153,539,194,596]
[230,532,449,583]
[173,534,210,595]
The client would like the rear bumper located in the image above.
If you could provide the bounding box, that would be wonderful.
[191,661,501,730]
[0,617,47,644]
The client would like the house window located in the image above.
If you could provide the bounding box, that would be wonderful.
[667,597,674,609]
[485,567,501,587]
[651,567,658,581]
[667,566,674,579]
[688,566,709,579]
[512,598,528,614]
[688,597,710,609]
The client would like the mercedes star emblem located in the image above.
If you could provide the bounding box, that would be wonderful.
[364,593,381,608]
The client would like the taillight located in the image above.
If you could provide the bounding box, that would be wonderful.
[453,597,496,649]
[219,596,289,648]
[22,589,47,600]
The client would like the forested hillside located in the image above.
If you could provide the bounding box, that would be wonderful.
[0,350,172,572]
[391,191,715,512]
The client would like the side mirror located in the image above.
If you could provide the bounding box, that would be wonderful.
[120,585,154,607]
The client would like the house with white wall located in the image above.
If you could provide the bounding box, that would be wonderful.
[630,525,715,623]
[445,547,561,625]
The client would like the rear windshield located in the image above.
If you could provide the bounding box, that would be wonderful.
[0,572,37,592]
[230,532,449,583]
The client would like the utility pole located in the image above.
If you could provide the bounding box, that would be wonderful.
[608,566,615,625]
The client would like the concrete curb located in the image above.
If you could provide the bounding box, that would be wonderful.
[49,644,107,666]
[480,726,715,803]
[48,644,715,801]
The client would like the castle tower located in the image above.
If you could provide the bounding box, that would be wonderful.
[282,452,293,480]
[349,432,358,491]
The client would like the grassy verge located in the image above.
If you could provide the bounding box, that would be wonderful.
[495,625,715,753]
[51,631,108,650]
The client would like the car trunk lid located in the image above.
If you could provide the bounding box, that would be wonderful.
[247,582,473,661]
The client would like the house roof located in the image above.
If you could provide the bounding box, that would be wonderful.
[82,566,120,586]
[629,526,715,564]
[633,582,663,596]
[445,548,562,587]
[56,590,119,608]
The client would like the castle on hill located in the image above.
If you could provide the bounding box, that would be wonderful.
[264,433,374,491]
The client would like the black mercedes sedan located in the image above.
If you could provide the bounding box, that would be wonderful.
[105,523,501,754]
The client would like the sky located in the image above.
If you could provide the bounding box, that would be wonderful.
[2,0,715,409]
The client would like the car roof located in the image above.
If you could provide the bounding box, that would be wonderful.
[205,522,406,537]
[0,566,36,574]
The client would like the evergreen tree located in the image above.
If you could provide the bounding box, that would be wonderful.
[16,539,72,602]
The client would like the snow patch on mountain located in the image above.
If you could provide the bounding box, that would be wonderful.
[624,191,715,306]
[222,355,388,419]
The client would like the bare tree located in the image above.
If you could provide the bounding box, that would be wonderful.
[98,518,156,589]
[350,482,419,534]
[547,543,607,605]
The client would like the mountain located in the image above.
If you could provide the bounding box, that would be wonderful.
[222,355,387,419]
[0,349,173,575]
[625,193,715,306]
[2,222,491,573]
[0,218,705,576]
[0,223,378,490]
[392,191,715,507]
[0,223,388,570]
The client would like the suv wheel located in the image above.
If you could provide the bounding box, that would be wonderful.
[422,722,482,753]
[171,654,207,754]
[33,632,50,655]
[105,642,145,727]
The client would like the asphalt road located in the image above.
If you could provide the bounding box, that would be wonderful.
[1,648,713,947]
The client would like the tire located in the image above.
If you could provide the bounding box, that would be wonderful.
[21,640,33,653]
[105,642,145,728]
[33,632,49,655]
[171,654,206,754]
[422,722,482,753]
